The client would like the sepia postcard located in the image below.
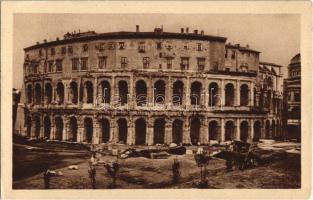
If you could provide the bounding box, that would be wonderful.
[1,1,312,199]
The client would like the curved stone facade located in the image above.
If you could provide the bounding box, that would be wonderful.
[22,29,283,145]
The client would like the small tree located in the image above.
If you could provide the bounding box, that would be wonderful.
[172,158,181,183]
[105,160,119,188]
[194,150,211,188]
[88,164,97,189]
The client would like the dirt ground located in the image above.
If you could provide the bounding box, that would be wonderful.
[13,140,301,189]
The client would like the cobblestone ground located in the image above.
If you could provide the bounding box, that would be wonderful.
[13,140,300,189]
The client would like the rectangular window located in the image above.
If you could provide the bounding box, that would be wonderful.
[143,57,150,68]
[156,42,162,49]
[183,43,189,50]
[68,46,73,54]
[61,47,66,55]
[72,58,79,71]
[231,50,236,59]
[138,42,145,53]
[51,48,55,56]
[197,43,202,51]
[98,56,107,69]
[118,42,125,50]
[81,57,88,70]
[108,42,115,50]
[166,57,173,69]
[48,61,54,72]
[197,58,205,71]
[180,57,189,70]
[225,50,228,58]
[121,57,128,68]
[56,59,63,72]
[99,43,105,51]
[82,44,88,52]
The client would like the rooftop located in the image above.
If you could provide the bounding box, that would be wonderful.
[24,28,227,51]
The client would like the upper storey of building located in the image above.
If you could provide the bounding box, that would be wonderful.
[288,53,301,79]
[23,26,260,78]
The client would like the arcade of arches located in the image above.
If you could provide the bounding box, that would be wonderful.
[24,114,282,145]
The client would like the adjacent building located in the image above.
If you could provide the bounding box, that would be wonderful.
[19,26,283,145]
[283,53,301,141]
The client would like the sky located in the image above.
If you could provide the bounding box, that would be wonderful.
[13,13,300,89]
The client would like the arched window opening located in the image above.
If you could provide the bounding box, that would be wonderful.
[225,121,235,141]
[135,118,146,145]
[154,118,165,144]
[191,82,202,106]
[190,118,201,145]
[209,82,219,107]
[118,81,128,106]
[240,84,249,106]
[172,81,184,106]
[209,120,219,141]
[172,119,183,144]
[154,80,166,104]
[70,82,78,104]
[117,118,127,144]
[136,81,147,106]
[225,83,235,106]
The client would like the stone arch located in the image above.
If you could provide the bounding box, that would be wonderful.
[154,118,165,144]
[99,80,111,104]
[100,118,110,143]
[253,120,262,141]
[209,82,219,107]
[172,80,184,106]
[172,119,183,144]
[85,81,94,104]
[190,117,201,145]
[45,83,52,104]
[56,82,65,105]
[240,84,249,106]
[136,80,147,106]
[43,116,51,139]
[84,117,93,143]
[135,118,146,145]
[240,120,249,142]
[33,115,41,138]
[209,120,219,141]
[225,120,235,141]
[26,84,33,104]
[55,116,63,140]
[117,118,127,144]
[26,116,32,137]
[265,120,271,138]
[69,116,78,142]
[34,83,42,105]
[272,119,276,138]
[118,81,128,106]
[225,83,235,106]
[70,81,78,104]
[190,81,202,106]
[154,80,166,104]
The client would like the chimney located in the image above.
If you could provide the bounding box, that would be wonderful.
[194,29,198,34]
[43,39,47,43]
[136,25,140,32]
[181,28,184,33]
[200,30,204,35]
[246,44,250,48]
[36,42,40,45]
[56,37,59,41]
[186,27,189,33]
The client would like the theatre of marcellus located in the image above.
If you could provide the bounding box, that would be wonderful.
[20,26,283,146]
